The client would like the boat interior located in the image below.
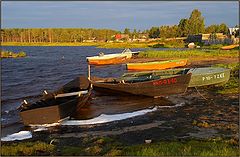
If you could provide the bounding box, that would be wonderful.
[91,68,190,84]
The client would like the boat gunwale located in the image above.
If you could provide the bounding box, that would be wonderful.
[127,59,188,66]
[123,67,231,77]
[92,73,191,86]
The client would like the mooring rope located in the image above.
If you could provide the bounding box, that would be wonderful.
[194,87,218,106]
[194,87,208,100]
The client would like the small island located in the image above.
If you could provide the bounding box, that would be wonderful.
[1,50,27,58]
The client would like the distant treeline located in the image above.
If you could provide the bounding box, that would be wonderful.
[146,9,229,39]
[1,9,236,43]
[0,28,119,43]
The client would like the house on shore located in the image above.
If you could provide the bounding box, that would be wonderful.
[185,31,238,45]
[228,27,239,44]
[115,34,129,41]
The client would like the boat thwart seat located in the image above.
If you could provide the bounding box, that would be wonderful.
[54,90,88,98]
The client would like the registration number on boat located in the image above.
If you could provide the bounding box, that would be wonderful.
[202,73,225,81]
[153,78,177,86]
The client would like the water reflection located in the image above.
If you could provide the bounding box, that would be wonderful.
[73,90,173,120]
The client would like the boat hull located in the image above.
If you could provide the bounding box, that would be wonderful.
[88,56,128,65]
[122,67,231,87]
[188,68,231,87]
[221,44,239,50]
[127,59,188,70]
[20,93,91,126]
[20,76,91,126]
[91,73,191,97]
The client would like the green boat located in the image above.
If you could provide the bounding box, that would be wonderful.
[121,67,231,87]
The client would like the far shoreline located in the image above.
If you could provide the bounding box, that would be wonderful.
[0,41,184,49]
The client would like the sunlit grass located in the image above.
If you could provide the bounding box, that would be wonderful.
[97,42,150,48]
[212,63,239,94]
[1,40,185,48]
[1,141,55,156]
[1,137,238,156]
[123,140,239,156]
[201,44,225,49]
[59,138,239,156]
[138,49,238,58]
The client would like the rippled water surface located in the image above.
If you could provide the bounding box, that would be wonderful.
[1,46,151,126]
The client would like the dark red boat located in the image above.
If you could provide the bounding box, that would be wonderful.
[91,72,192,97]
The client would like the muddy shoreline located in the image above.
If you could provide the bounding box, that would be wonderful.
[49,87,238,142]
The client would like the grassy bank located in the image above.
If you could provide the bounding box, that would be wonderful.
[1,50,26,58]
[1,41,150,48]
[97,42,150,48]
[1,137,239,156]
[138,49,238,58]
[122,140,239,156]
[1,40,185,49]
[213,63,239,94]
[2,41,237,50]
[1,141,54,156]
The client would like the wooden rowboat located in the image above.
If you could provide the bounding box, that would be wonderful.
[19,76,91,126]
[91,72,192,97]
[122,67,231,87]
[126,59,188,71]
[87,48,139,65]
[221,44,239,50]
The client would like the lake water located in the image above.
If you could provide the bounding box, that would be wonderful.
[1,46,181,137]
[1,46,147,125]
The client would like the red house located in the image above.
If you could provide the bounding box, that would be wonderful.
[115,34,122,40]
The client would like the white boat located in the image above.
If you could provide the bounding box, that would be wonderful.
[86,48,139,65]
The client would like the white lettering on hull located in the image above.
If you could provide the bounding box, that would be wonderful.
[202,73,225,81]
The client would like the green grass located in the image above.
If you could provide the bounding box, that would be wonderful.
[60,137,122,156]
[1,141,55,156]
[201,44,225,49]
[1,41,185,49]
[214,63,239,77]
[1,138,238,156]
[123,140,239,156]
[59,138,239,156]
[61,146,86,156]
[138,49,238,58]
[96,42,150,48]
[1,41,149,48]
[212,63,239,94]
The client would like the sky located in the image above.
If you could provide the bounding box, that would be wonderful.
[2,1,239,31]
